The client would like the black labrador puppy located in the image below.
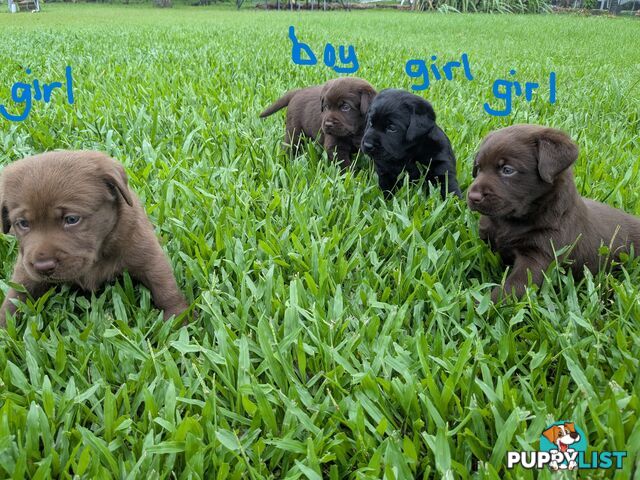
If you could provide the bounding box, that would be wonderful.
[361,89,461,199]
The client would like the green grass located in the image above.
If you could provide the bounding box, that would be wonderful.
[1,4,639,479]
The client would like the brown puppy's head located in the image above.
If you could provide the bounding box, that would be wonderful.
[320,77,376,138]
[1,151,133,283]
[467,125,578,219]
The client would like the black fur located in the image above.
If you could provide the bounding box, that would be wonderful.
[361,89,461,199]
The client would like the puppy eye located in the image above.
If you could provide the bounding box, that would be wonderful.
[386,124,397,133]
[340,103,351,112]
[500,165,516,176]
[64,215,82,226]
[15,218,30,231]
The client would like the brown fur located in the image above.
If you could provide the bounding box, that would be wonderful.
[259,77,376,168]
[0,151,189,326]
[467,124,640,302]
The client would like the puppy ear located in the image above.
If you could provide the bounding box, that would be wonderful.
[0,184,11,233]
[542,426,559,444]
[406,99,436,143]
[104,160,133,207]
[536,128,578,183]
[1,208,8,234]
[359,87,376,116]
[320,80,331,112]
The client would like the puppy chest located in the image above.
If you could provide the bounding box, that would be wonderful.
[77,261,125,291]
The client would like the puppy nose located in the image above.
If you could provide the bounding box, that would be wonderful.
[362,141,374,151]
[324,120,334,128]
[33,259,57,274]
[467,190,484,203]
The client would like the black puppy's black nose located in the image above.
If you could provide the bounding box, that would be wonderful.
[362,141,374,151]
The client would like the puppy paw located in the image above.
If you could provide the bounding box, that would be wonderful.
[162,303,195,323]
[490,286,504,304]
[0,300,17,328]
[491,283,523,304]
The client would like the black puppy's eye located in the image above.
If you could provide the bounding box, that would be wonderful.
[386,124,397,133]
[500,165,516,176]
[340,103,351,112]
[15,218,30,231]
[64,215,82,226]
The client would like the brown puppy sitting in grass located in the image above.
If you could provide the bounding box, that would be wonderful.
[0,151,189,326]
[260,77,376,168]
[467,124,640,302]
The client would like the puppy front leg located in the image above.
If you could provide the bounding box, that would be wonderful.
[336,146,352,170]
[324,137,352,169]
[128,244,189,321]
[491,254,549,302]
[377,173,399,199]
[405,162,421,182]
[0,260,48,327]
[478,216,493,243]
[285,127,303,156]
[436,174,462,199]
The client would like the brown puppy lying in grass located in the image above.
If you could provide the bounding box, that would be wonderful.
[467,124,640,302]
[0,151,189,326]
[260,77,376,168]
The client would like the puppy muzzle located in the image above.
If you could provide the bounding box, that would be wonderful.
[323,121,350,138]
[362,141,400,162]
[361,140,376,155]
[467,185,508,216]
[23,251,90,283]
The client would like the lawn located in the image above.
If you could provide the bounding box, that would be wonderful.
[0,4,639,479]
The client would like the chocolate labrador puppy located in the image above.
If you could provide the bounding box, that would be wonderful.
[0,151,189,326]
[361,89,461,199]
[467,124,640,301]
[260,77,376,168]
